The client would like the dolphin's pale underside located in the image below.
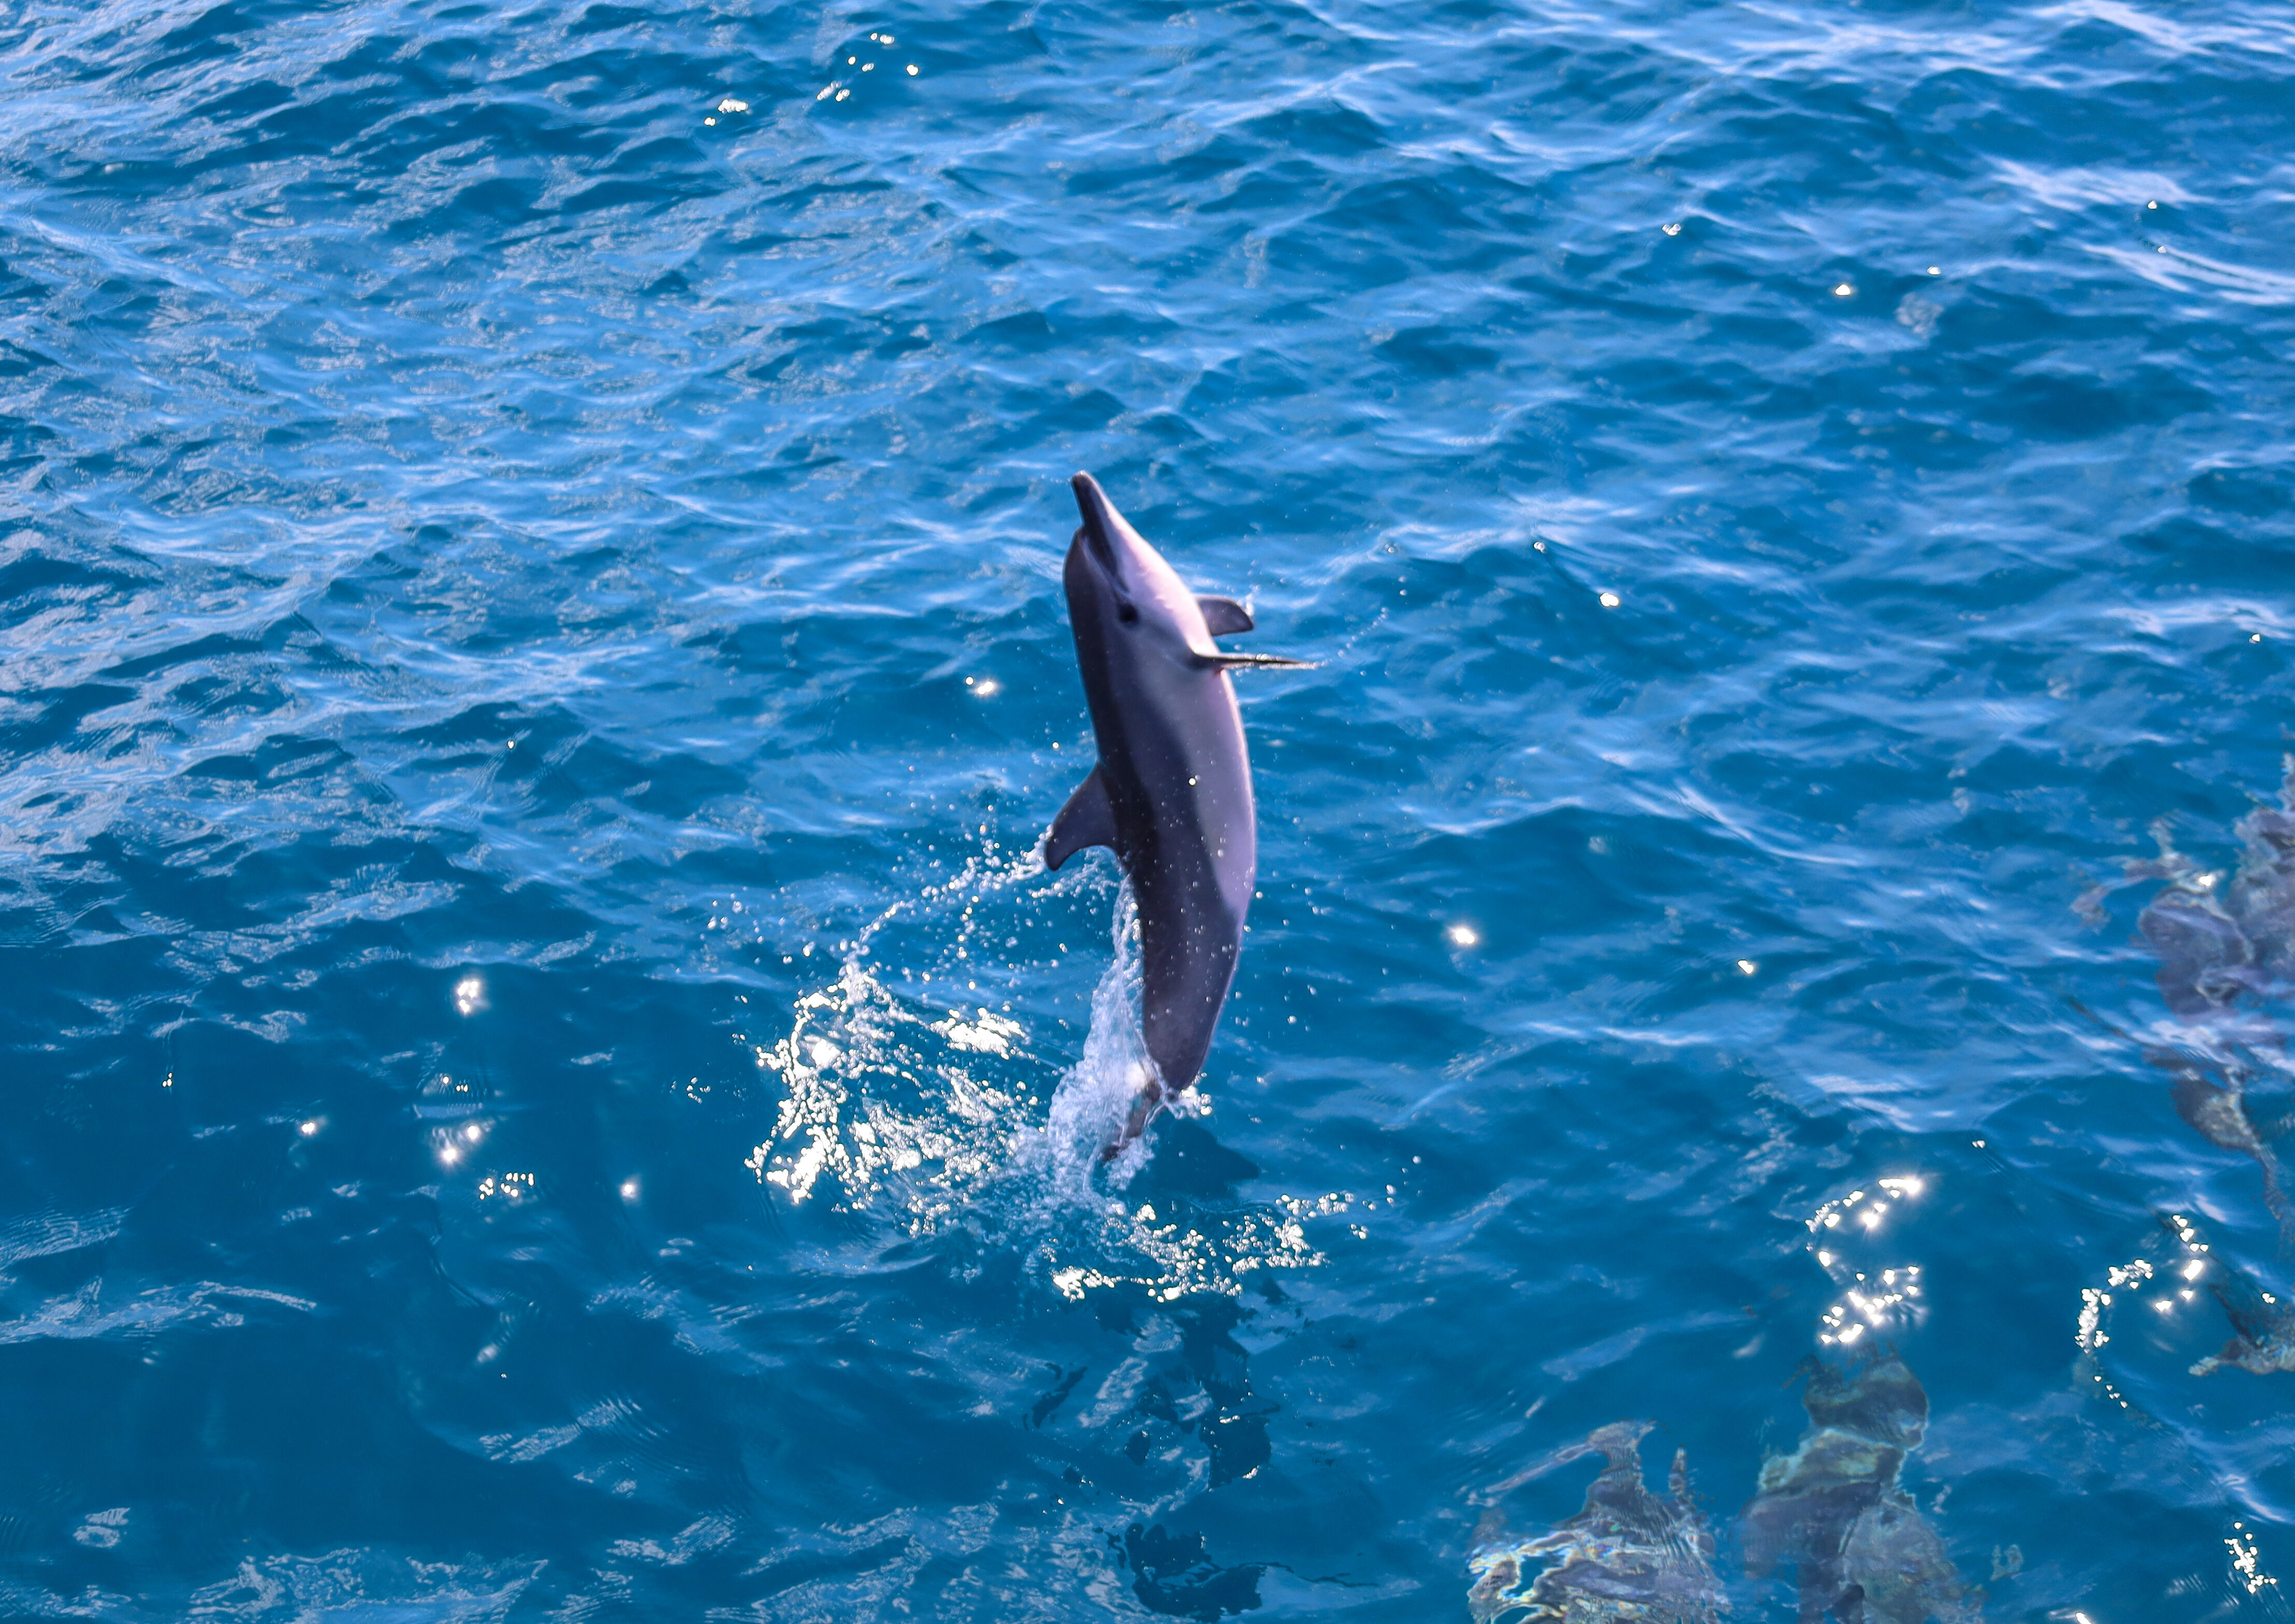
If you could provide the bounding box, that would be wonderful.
[1042,471,1307,1151]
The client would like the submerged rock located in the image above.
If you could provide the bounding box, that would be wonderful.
[1468,1420,1727,1623]
[1741,1353,1980,1624]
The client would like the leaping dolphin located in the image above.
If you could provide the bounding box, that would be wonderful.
[1042,472,1308,1152]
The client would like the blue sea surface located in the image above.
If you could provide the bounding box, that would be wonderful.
[4,0,2294,1616]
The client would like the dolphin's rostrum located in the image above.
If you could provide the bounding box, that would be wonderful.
[1043,472,1307,1150]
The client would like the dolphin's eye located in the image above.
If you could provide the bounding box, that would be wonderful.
[1116,601,1139,625]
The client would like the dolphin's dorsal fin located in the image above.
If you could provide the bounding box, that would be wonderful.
[1197,596,1254,636]
[1044,765,1118,870]
[1202,651,1316,671]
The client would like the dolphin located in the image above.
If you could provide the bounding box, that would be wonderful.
[1740,1353,1975,1623]
[1041,472,1307,1151]
[1467,1421,1724,1624]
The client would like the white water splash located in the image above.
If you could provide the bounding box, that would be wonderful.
[1016,884,1161,1196]
[744,953,1029,1220]
[744,846,1347,1299]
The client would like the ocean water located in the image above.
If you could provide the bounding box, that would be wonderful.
[3,0,2293,1616]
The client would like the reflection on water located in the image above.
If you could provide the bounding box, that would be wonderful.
[1806,1179,1927,1352]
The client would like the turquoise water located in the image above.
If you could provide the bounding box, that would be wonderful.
[3,0,2294,1616]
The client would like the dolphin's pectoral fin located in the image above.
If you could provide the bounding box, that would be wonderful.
[1201,651,1316,671]
[1197,596,1254,636]
[1045,765,1118,870]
